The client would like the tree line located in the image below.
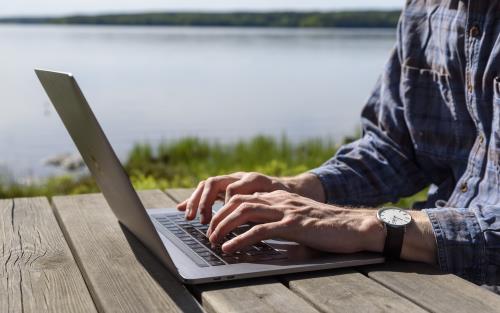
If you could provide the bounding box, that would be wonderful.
[0,11,401,28]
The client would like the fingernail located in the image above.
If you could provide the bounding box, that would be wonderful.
[222,242,231,253]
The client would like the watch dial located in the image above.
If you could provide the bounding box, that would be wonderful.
[379,208,412,226]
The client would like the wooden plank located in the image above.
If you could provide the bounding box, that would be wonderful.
[165,188,195,204]
[282,269,427,313]
[165,188,321,313]
[363,262,500,313]
[197,279,321,313]
[52,190,203,313]
[0,197,97,313]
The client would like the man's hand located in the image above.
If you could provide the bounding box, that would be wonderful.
[207,190,384,255]
[176,172,325,224]
[207,190,437,264]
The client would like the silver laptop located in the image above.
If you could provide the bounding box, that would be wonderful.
[35,69,384,284]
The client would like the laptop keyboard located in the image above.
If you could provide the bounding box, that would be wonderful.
[153,213,286,266]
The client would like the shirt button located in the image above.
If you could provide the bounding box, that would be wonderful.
[479,135,484,144]
[460,183,468,193]
[435,200,447,208]
[469,24,481,37]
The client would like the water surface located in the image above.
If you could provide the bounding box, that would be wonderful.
[0,25,396,178]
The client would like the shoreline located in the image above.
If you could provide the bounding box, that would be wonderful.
[0,11,400,29]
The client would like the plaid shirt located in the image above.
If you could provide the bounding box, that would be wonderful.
[311,0,500,290]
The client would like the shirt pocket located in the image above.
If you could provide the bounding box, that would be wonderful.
[400,65,464,160]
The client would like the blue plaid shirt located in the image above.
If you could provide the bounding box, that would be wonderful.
[311,1,500,290]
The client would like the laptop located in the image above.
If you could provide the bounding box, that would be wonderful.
[35,69,384,284]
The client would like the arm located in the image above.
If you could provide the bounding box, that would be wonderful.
[309,43,430,207]
[281,172,326,203]
[207,190,437,264]
[178,45,429,222]
[284,176,437,263]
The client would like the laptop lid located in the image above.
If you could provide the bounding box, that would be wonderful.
[35,69,177,271]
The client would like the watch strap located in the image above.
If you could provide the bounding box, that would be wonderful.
[383,225,405,259]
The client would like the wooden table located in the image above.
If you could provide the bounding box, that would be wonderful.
[1,188,499,313]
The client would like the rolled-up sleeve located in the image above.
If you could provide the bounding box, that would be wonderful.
[424,206,500,287]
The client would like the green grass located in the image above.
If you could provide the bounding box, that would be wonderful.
[0,136,427,207]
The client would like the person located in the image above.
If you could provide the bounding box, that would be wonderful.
[178,0,500,291]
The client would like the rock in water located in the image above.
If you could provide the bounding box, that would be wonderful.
[43,153,85,172]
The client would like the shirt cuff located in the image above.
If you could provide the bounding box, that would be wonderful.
[423,207,486,283]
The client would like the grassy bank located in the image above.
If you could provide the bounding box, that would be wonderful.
[0,136,426,207]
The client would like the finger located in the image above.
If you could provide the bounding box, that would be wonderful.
[215,192,225,201]
[222,222,285,254]
[225,178,262,203]
[209,204,282,244]
[198,175,238,224]
[176,199,188,211]
[185,181,205,220]
[207,194,265,236]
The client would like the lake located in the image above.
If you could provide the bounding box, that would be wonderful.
[0,25,396,179]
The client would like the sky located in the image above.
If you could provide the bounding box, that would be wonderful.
[3,0,404,17]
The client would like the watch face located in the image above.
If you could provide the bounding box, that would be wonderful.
[377,208,412,227]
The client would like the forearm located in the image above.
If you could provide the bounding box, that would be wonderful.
[283,175,437,263]
[282,173,326,203]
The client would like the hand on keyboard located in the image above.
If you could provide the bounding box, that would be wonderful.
[176,172,290,224]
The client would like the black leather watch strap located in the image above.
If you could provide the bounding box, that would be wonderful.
[383,226,405,259]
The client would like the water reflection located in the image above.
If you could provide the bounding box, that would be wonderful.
[0,25,396,178]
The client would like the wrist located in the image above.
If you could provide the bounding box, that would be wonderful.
[361,209,437,264]
[400,211,437,264]
[282,173,326,203]
[359,212,386,253]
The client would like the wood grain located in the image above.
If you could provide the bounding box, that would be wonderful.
[363,262,500,313]
[197,279,320,313]
[283,269,427,313]
[165,188,321,313]
[0,197,97,313]
[52,190,203,313]
[165,188,195,204]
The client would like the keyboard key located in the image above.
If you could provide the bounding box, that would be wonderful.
[245,250,264,256]
[156,214,287,266]
[222,256,241,264]
[203,255,222,263]
[197,251,213,258]
[208,259,225,266]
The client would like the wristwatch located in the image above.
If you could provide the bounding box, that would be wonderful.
[376,207,412,259]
